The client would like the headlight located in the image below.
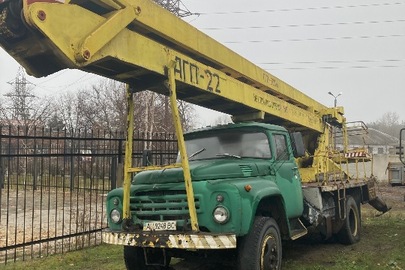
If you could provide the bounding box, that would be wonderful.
[110,209,121,224]
[213,206,230,224]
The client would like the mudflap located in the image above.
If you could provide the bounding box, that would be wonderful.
[367,178,391,214]
[369,197,391,214]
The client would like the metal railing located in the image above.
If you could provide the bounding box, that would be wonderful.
[0,126,177,264]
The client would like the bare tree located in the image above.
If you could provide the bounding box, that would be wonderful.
[133,90,195,149]
[51,79,195,135]
[53,91,82,132]
[213,115,232,126]
[368,111,403,138]
[79,80,127,133]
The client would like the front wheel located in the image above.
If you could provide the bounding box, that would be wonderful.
[124,246,171,270]
[124,246,147,270]
[237,217,282,270]
[337,195,361,245]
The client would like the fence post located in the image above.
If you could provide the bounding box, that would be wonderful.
[116,139,123,188]
[0,127,2,189]
[0,157,3,190]
[110,156,117,189]
[70,140,75,191]
[33,143,37,190]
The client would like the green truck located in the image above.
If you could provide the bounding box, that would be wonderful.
[103,122,388,269]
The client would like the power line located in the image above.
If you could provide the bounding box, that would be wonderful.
[35,70,68,85]
[259,59,405,65]
[201,19,405,31]
[264,65,405,71]
[196,2,403,15]
[258,59,405,71]
[260,57,405,70]
[224,34,405,44]
[32,73,96,93]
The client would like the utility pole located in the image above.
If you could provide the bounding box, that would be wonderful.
[328,91,342,150]
[153,0,193,18]
[328,91,342,108]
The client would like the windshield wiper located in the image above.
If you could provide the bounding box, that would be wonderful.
[216,153,241,159]
[189,148,206,159]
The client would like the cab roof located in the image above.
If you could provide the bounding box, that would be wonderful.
[186,122,287,137]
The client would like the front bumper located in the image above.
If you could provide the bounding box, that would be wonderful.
[102,229,237,249]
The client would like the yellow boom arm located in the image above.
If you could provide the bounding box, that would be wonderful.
[0,0,344,132]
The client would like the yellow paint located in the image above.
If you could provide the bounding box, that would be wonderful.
[102,231,237,249]
[21,2,332,132]
[127,164,181,173]
[166,60,199,232]
[122,85,134,220]
[75,7,137,62]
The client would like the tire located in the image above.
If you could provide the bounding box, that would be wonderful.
[124,246,171,270]
[124,246,147,270]
[8,0,22,19]
[237,217,282,270]
[337,196,361,245]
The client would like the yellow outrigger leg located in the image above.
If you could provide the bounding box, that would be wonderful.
[121,63,199,232]
[167,61,200,232]
[122,84,135,222]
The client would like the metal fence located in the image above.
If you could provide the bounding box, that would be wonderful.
[0,126,178,264]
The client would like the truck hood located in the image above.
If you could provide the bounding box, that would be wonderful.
[134,159,270,184]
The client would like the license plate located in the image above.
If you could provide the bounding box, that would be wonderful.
[143,221,177,231]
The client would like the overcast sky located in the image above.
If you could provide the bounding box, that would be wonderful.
[1,0,404,127]
[183,0,405,125]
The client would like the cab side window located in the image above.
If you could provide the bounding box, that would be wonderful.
[273,134,290,160]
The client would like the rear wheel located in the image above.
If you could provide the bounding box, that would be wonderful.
[237,217,282,270]
[337,196,361,245]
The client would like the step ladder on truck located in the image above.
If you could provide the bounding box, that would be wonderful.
[0,0,390,269]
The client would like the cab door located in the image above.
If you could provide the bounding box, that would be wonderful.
[271,133,304,218]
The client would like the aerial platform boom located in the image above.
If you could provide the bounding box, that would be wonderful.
[0,0,361,185]
[0,0,343,134]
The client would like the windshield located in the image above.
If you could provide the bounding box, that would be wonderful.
[177,130,272,161]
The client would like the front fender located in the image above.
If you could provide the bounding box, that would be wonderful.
[232,178,286,235]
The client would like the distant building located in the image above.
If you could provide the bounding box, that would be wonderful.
[336,127,399,181]
[348,128,399,155]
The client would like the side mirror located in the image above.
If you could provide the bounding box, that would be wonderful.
[290,132,306,158]
[142,149,153,166]
[400,128,405,165]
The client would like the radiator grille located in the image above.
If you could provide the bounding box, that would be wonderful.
[131,190,201,222]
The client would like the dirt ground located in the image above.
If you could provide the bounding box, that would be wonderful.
[280,182,405,269]
[174,182,405,270]
[0,189,107,263]
[371,182,405,214]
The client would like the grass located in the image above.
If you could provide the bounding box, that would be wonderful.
[1,214,404,270]
[283,215,405,270]
[0,245,124,270]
